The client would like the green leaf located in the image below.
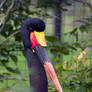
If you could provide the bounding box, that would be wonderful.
[15,33,21,42]
[6,67,20,73]
[10,55,18,64]
[69,28,78,35]
[46,36,58,42]
[73,42,82,48]
[2,73,11,76]
[0,60,9,67]
[87,39,92,46]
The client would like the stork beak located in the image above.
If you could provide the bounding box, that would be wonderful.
[30,31,63,92]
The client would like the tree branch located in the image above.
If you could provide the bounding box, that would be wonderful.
[74,0,90,4]
[0,77,28,81]
[0,0,15,33]
[0,77,16,81]
[0,30,20,46]
[0,0,6,9]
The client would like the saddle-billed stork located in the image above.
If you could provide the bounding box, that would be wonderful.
[20,18,63,92]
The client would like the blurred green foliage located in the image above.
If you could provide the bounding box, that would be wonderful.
[0,0,92,92]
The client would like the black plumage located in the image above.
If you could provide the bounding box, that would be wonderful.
[20,18,45,48]
[20,18,48,92]
[25,48,48,92]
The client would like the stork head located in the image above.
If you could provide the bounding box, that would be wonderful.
[20,18,50,64]
[21,18,46,48]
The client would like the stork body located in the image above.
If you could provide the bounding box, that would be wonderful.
[20,18,63,92]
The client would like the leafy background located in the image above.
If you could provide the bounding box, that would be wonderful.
[0,0,92,92]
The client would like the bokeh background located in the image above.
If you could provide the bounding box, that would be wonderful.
[0,0,92,92]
